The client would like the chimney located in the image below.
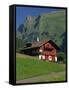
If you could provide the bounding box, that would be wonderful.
[37,37,39,42]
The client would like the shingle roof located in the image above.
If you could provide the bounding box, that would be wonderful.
[31,40,47,47]
[22,40,59,50]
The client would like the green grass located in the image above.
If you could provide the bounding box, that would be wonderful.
[38,72,65,82]
[16,53,66,81]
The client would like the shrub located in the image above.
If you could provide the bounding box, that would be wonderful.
[57,52,66,63]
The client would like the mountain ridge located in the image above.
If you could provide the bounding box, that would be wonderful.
[16,10,66,53]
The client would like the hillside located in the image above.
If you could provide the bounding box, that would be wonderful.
[16,53,65,81]
[16,10,66,53]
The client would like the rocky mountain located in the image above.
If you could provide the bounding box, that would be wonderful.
[16,10,66,53]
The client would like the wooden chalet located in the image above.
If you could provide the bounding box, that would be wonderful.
[20,40,59,62]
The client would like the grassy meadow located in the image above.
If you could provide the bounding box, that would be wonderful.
[16,53,66,82]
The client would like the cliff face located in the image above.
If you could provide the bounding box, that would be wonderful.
[16,10,66,52]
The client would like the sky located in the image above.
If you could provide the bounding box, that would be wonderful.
[16,6,62,29]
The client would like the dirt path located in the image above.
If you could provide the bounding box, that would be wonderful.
[16,71,65,84]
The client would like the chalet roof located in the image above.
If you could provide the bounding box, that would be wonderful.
[32,40,47,47]
[22,40,59,50]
